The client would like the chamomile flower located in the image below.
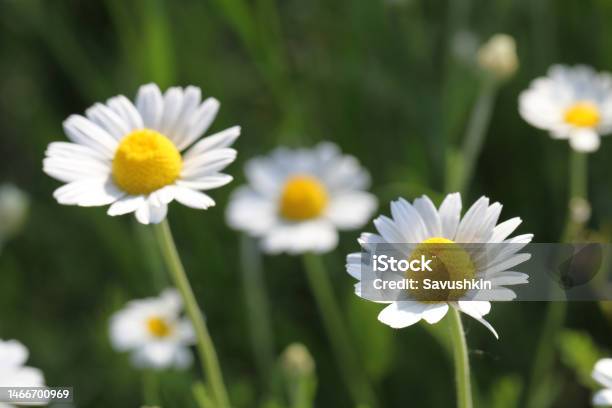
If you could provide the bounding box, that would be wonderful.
[43,83,240,224]
[109,289,195,370]
[519,65,612,152]
[592,358,612,405]
[226,142,377,254]
[346,193,533,338]
[0,339,45,407]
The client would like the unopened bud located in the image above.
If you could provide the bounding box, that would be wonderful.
[281,343,314,377]
[0,183,29,241]
[477,34,518,80]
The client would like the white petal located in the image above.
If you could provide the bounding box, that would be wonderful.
[85,102,131,140]
[63,115,119,158]
[490,217,522,243]
[422,303,449,324]
[261,220,338,255]
[326,191,377,229]
[176,174,233,191]
[377,301,427,329]
[593,359,612,388]
[182,126,241,161]
[389,198,428,242]
[107,195,146,216]
[181,148,237,177]
[136,83,163,129]
[172,187,215,210]
[106,95,144,131]
[170,86,202,148]
[593,389,612,406]
[455,196,489,242]
[413,195,442,237]
[43,155,111,183]
[225,187,277,235]
[178,97,220,151]
[456,301,498,338]
[158,87,184,137]
[569,128,601,152]
[53,178,123,207]
[135,198,168,224]
[439,193,462,239]
[0,340,28,368]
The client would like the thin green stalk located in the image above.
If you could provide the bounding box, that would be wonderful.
[448,308,473,408]
[301,253,377,408]
[142,370,160,406]
[525,149,588,408]
[448,78,498,194]
[239,234,275,387]
[153,220,230,408]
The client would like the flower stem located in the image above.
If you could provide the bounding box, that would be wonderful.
[302,253,377,407]
[239,234,275,388]
[525,149,587,408]
[448,308,473,408]
[447,78,498,194]
[141,370,160,406]
[154,220,231,408]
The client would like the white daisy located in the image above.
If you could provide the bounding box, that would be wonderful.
[593,358,612,406]
[43,83,240,224]
[519,64,612,152]
[109,288,195,370]
[0,339,45,408]
[226,142,378,254]
[346,193,533,338]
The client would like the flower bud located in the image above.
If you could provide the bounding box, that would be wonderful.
[281,343,315,378]
[477,34,518,80]
[0,183,29,241]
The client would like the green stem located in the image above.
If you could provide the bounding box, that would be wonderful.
[302,254,377,408]
[141,370,160,406]
[450,78,498,194]
[448,308,473,408]
[153,220,231,408]
[239,234,275,388]
[525,149,587,408]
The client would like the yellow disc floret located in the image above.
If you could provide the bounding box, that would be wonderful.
[406,237,476,302]
[146,316,172,338]
[112,129,182,195]
[279,175,329,221]
[564,101,600,127]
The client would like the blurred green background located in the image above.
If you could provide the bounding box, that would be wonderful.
[2,0,612,406]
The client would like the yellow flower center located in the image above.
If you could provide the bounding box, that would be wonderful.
[146,316,172,338]
[112,129,182,195]
[279,175,329,221]
[405,237,476,303]
[564,101,600,127]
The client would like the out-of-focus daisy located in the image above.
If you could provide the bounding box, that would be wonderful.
[109,289,195,370]
[0,339,45,408]
[0,184,29,247]
[43,83,240,224]
[593,358,612,406]
[226,142,377,254]
[346,193,533,338]
[519,65,612,152]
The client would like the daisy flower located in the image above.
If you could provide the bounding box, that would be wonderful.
[226,142,377,254]
[346,193,533,338]
[519,65,612,152]
[109,288,195,370]
[43,83,240,224]
[0,339,45,408]
[593,358,612,406]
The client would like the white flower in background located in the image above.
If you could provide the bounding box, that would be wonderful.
[0,184,29,245]
[519,65,612,152]
[477,33,518,80]
[43,83,240,224]
[346,193,533,338]
[109,289,195,369]
[0,339,45,408]
[593,358,612,405]
[226,142,377,254]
